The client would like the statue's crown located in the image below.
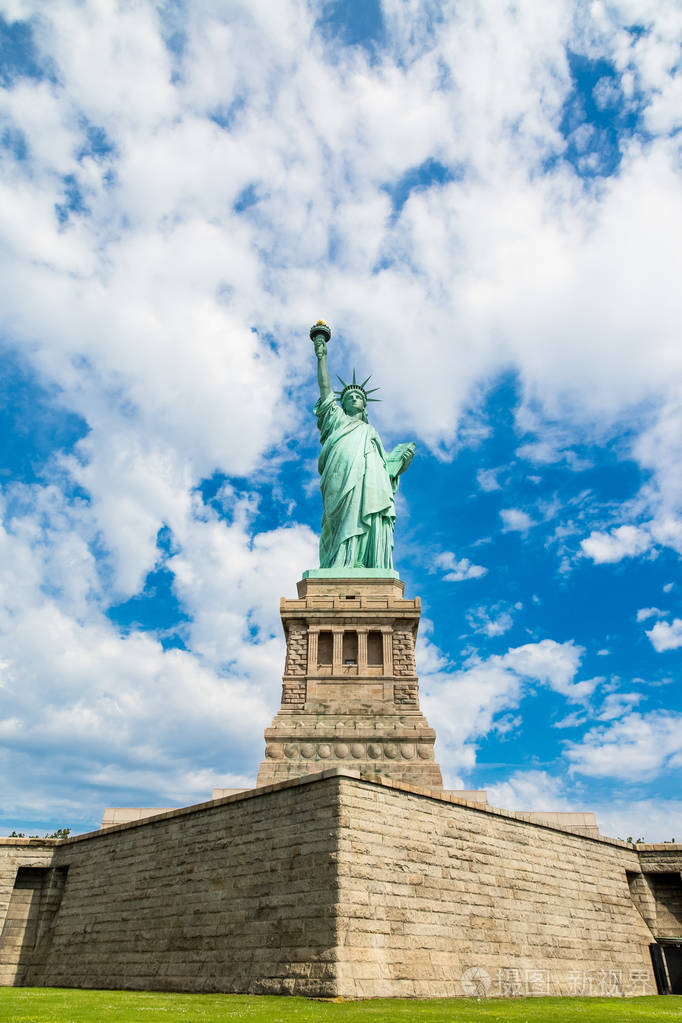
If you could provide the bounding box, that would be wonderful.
[335,369,380,405]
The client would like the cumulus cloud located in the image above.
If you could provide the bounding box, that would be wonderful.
[421,637,587,783]
[514,407,592,471]
[553,710,588,729]
[646,617,682,653]
[466,603,515,638]
[168,497,319,665]
[597,691,643,721]
[636,606,664,622]
[0,478,317,828]
[487,770,574,813]
[500,639,592,699]
[0,0,679,470]
[581,524,652,563]
[579,405,682,567]
[488,773,682,843]
[476,467,502,491]
[434,550,487,581]
[593,799,682,844]
[565,710,682,780]
[500,508,535,532]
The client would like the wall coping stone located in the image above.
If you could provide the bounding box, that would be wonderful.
[635,843,682,851]
[0,838,61,847]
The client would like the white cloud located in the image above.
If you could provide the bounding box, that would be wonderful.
[415,627,450,676]
[592,799,682,844]
[646,617,682,653]
[481,612,512,637]
[422,637,585,784]
[492,713,522,737]
[0,596,271,826]
[489,773,682,843]
[434,550,487,582]
[422,659,524,786]
[466,604,514,638]
[554,710,588,729]
[592,75,621,111]
[476,467,502,491]
[597,691,643,721]
[565,710,682,780]
[500,508,535,532]
[582,403,682,568]
[650,514,682,554]
[0,0,676,476]
[500,639,593,700]
[168,501,318,666]
[580,524,652,563]
[514,408,592,471]
[636,606,664,622]
[487,770,573,813]
[515,440,559,465]
[0,478,317,828]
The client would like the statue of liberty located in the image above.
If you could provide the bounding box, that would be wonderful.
[310,321,415,570]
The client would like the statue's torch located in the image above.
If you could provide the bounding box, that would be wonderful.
[310,320,331,351]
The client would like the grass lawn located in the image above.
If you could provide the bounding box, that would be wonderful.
[0,990,680,1022]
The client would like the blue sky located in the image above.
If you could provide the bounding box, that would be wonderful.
[1,0,681,840]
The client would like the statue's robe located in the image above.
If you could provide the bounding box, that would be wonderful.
[315,393,406,569]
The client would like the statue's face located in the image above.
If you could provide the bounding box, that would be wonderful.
[342,390,366,416]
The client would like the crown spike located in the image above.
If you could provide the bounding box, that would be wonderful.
[335,368,382,409]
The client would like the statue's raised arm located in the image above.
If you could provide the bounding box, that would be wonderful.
[311,320,332,402]
[309,321,415,572]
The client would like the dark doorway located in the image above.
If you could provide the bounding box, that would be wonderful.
[664,943,682,994]
[651,941,682,994]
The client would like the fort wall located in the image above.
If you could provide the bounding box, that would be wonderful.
[5,778,341,996]
[1,770,680,998]
[333,775,659,998]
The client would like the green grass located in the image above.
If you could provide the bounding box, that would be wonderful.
[0,990,679,1023]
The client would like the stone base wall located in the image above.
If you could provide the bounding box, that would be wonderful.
[0,843,58,986]
[333,775,659,998]
[12,780,341,996]
[1,770,680,998]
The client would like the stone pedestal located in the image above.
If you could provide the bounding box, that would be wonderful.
[256,574,443,788]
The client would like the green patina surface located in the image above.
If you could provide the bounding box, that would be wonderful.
[1,990,680,1022]
[310,323,415,573]
[301,567,400,579]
